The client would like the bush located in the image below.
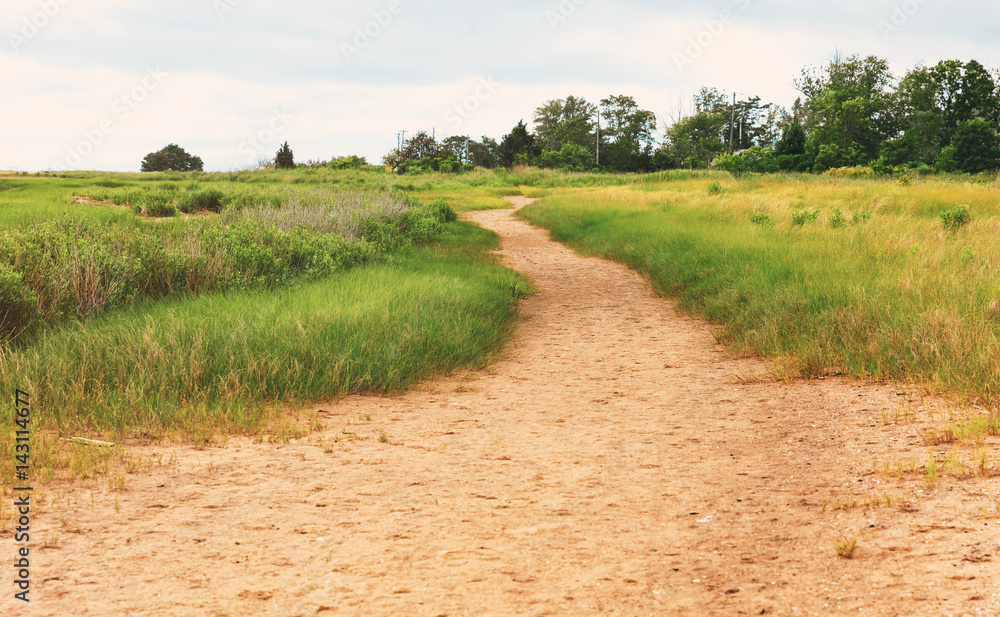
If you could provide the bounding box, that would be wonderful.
[940,205,971,230]
[792,209,821,226]
[708,181,724,195]
[431,198,458,223]
[179,189,226,213]
[826,166,874,179]
[749,211,772,226]
[0,264,38,344]
[144,201,177,217]
[328,155,369,170]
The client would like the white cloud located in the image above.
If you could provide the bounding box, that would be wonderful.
[3,0,1000,171]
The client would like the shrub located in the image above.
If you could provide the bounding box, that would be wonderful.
[829,210,846,228]
[144,201,177,217]
[749,211,772,226]
[940,204,971,230]
[826,166,875,179]
[179,189,226,213]
[431,198,458,223]
[851,210,873,224]
[791,209,821,226]
[0,264,38,343]
[708,181,724,195]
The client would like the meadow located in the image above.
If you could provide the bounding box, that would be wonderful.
[0,170,531,484]
[5,165,1000,485]
[519,172,1000,417]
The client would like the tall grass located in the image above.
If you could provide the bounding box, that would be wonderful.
[519,175,1000,407]
[0,222,531,444]
[0,188,454,343]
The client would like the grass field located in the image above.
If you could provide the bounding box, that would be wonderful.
[0,171,532,485]
[6,166,1000,486]
[519,173,1000,413]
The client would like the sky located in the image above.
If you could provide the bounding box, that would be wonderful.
[3,0,1000,172]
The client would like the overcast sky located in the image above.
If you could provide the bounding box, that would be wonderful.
[3,0,999,172]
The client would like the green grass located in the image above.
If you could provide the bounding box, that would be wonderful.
[518,174,1000,408]
[0,221,530,444]
[0,177,136,224]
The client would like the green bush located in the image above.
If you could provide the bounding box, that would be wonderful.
[708,181,724,195]
[852,210,873,224]
[0,264,38,343]
[749,211,772,226]
[792,209,821,226]
[179,189,226,213]
[431,198,458,223]
[940,204,971,230]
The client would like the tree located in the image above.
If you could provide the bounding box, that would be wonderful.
[274,141,295,169]
[714,146,774,178]
[661,111,725,169]
[399,132,441,162]
[533,96,597,153]
[468,137,501,168]
[599,95,657,172]
[539,143,597,171]
[795,54,899,163]
[952,119,1000,173]
[140,144,204,172]
[498,120,540,167]
[382,131,447,172]
[441,135,470,164]
[775,119,806,155]
[891,59,1000,166]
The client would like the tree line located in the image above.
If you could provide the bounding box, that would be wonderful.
[140,54,1000,176]
[383,53,1000,176]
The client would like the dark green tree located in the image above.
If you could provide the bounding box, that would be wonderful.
[775,119,806,155]
[498,121,540,167]
[661,111,725,169]
[468,137,501,168]
[795,54,899,163]
[274,141,295,169]
[952,119,1000,173]
[140,144,204,172]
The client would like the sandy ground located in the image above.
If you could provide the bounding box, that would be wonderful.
[6,197,1000,616]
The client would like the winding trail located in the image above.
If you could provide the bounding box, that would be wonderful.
[21,197,1000,616]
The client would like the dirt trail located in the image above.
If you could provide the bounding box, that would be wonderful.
[13,197,1000,616]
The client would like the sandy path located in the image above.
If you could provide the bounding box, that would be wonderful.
[11,197,1000,616]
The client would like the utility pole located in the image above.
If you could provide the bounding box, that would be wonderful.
[728,92,736,154]
[596,108,601,167]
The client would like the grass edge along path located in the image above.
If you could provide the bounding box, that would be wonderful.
[0,221,532,487]
[517,180,1000,420]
